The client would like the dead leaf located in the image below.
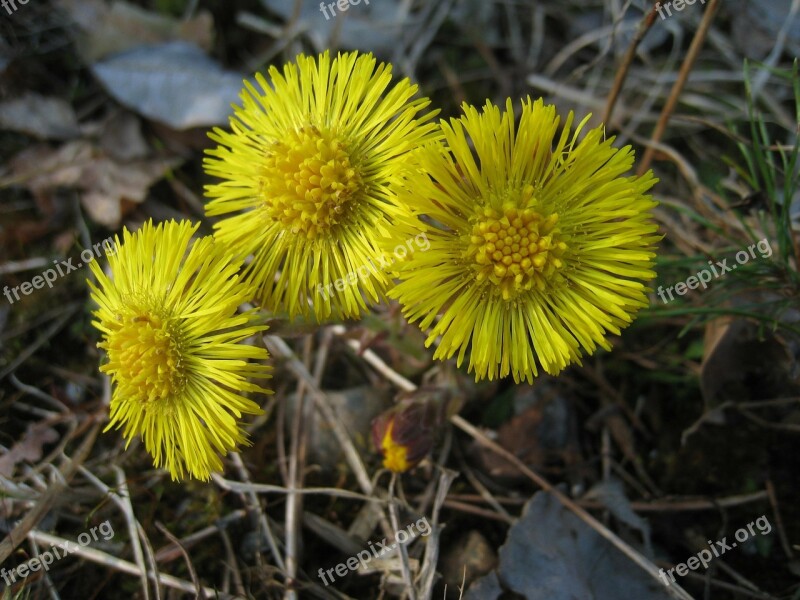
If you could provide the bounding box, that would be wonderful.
[583,478,653,555]
[91,41,249,130]
[476,385,577,479]
[298,386,391,470]
[257,0,428,57]
[700,318,793,405]
[0,423,59,478]
[56,0,214,62]
[0,93,80,140]
[8,140,181,228]
[467,491,672,599]
[442,531,497,592]
[99,111,149,161]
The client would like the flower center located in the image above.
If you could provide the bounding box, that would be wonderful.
[261,125,362,239]
[101,313,185,404]
[465,201,567,300]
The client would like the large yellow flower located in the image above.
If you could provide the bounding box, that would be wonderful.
[88,220,271,481]
[204,51,438,321]
[389,98,660,383]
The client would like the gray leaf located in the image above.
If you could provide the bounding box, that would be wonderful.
[467,491,674,599]
[0,93,80,140]
[91,41,249,129]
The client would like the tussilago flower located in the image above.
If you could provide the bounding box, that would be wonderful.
[204,51,438,321]
[372,401,435,473]
[88,220,271,481]
[390,98,660,384]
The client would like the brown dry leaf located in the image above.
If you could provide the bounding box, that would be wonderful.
[8,140,181,228]
[0,423,59,478]
[56,0,214,62]
[476,386,575,479]
[99,111,149,161]
[441,531,498,592]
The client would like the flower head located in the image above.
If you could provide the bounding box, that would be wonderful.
[88,220,271,481]
[372,400,436,473]
[389,98,660,383]
[204,51,438,321]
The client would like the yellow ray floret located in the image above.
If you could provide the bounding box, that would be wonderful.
[204,50,439,320]
[88,219,271,481]
[389,98,660,383]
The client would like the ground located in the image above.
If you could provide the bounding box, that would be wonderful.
[1,0,799,599]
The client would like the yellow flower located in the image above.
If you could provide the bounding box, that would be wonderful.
[389,98,660,383]
[88,220,271,481]
[204,51,438,321]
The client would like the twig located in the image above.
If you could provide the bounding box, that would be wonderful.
[0,257,50,275]
[387,474,416,600]
[227,452,286,573]
[284,335,313,599]
[328,325,415,393]
[153,510,247,563]
[9,374,70,413]
[25,530,241,599]
[155,522,206,600]
[0,420,100,563]
[416,469,457,600]
[0,302,81,381]
[79,465,162,600]
[450,414,694,600]
[217,525,246,598]
[440,499,513,523]
[602,1,663,126]
[637,0,721,174]
[264,335,378,498]
[285,329,332,598]
[329,329,694,600]
[765,479,794,560]
[213,478,381,502]
[28,535,61,600]
[114,467,154,600]
[453,445,513,524]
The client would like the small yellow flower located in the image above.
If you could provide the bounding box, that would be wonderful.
[88,219,271,481]
[204,51,438,321]
[390,98,660,383]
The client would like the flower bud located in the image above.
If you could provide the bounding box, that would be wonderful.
[371,400,435,473]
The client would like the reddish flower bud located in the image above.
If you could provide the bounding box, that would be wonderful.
[371,400,435,473]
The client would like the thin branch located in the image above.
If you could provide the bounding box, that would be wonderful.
[26,530,241,599]
[0,420,100,563]
[637,0,721,174]
[603,1,664,126]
